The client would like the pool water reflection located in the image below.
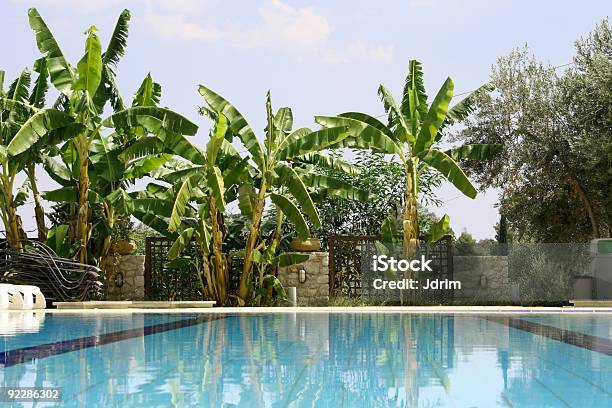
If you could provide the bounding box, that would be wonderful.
[0,312,610,407]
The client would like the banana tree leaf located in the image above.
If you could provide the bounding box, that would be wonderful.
[118,136,164,162]
[237,184,257,218]
[106,188,134,215]
[153,165,206,185]
[378,85,412,142]
[8,69,31,104]
[427,214,450,243]
[73,27,103,96]
[303,173,372,201]
[42,155,74,187]
[401,60,428,119]
[315,116,401,156]
[444,82,494,126]
[14,180,30,207]
[276,164,320,228]
[43,186,102,204]
[274,107,293,134]
[420,149,477,199]
[132,198,174,217]
[222,157,249,187]
[339,112,395,139]
[270,193,309,240]
[133,211,174,238]
[7,109,74,155]
[198,85,265,168]
[414,77,453,154]
[278,126,350,160]
[132,73,160,107]
[166,131,205,164]
[124,154,172,179]
[445,144,502,161]
[167,227,195,260]
[90,134,124,182]
[207,166,226,211]
[29,58,49,108]
[103,106,198,135]
[297,152,360,175]
[206,113,229,165]
[0,70,4,95]
[28,8,74,95]
[169,175,199,232]
[380,216,399,243]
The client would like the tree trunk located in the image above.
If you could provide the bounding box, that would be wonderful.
[566,173,599,239]
[26,164,47,241]
[77,143,90,264]
[239,180,267,303]
[208,198,228,305]
[403,163,419,254]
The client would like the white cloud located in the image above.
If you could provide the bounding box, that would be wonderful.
[142,0,394,65]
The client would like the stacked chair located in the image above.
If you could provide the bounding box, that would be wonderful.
[0,240,103,307]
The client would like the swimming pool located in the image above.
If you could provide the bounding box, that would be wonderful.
[0,312,610,407]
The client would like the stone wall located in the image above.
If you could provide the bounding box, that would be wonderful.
[105,255,146,301]
[453,256,511,302]
[277,252,329,304]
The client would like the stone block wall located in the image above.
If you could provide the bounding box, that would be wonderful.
[453,256,511,302]
[277,252,329,304]
[105,255,146,301]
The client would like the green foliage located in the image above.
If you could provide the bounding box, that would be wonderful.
[456,21,611,242]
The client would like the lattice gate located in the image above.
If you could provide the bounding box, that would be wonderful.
[328,235,453,304]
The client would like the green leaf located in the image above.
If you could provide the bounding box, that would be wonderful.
[42,155,72,186]
[133,211,173,237]
[166,132,205,164]
[169,175,199,232]
[297,152,360,175]
[427,214,450,243]
[315,116,402,156]
[278,126,351,160]
[103,106,198,135]
[8,69,31,103]
[102,9,130,67]
[167,227,195,260]
[270,193,309,240]
[132,198,174,217]
[198,85,265,168]
[28,8,74,95]
[401,60,428,119]
[132,73,161,107]
[14,180,30,207]
[106,188,134,215]
[7,109,74,156]
[118,136,164,162]
[420,149,477,199]
[274,107,293,134]
[206,113,229,165]
[73,26,103,96]
[237,184,257,217]
[276,164,320,228]
[303,174,372,201]
[445,144,502,161]
[91,134,123,182]
[207,166,226,211]
[414,77,454,154]
[378,85,412,142]
[380,216,399,243]
[445,82,494,126]
[125,154,172,179]
[44,186,101,204]
[29,58,49,108]
[339,112,395,139]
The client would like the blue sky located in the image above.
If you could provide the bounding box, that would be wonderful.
[1,0,609,238]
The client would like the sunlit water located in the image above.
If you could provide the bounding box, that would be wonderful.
[0,312,610,407]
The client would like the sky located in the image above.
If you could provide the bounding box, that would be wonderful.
[1,0,609,239]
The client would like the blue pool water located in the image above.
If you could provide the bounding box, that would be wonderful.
[0,312,610,407]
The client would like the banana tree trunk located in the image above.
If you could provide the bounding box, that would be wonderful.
[403,163,419,254]
[239,180,267,303]
[26,164,48,241]
[100,203,115,280]
[1,174,23,250]
[77,142,90,264]
[208,198,228,305]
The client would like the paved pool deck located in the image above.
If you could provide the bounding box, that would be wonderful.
[17,306,612,314]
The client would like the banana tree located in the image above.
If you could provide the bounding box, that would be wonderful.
[0,65,55,246]
[315,60,501,250]
[8,8,197,264]
[198,86,354,303]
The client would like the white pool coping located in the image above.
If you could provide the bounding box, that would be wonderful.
[11,306,612,314]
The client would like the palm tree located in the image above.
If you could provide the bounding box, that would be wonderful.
[316,60,501,250]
